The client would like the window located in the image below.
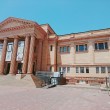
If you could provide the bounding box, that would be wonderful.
[80,67,84,73]
[60,46,70,53]
[59,67,61,72]
[101,67,106,73]
[107,67,110,73]
[76,44,87,52]
[95,42,108,50]
[67,46,70,52]
[62,67,66,74]
[86,67,89,73]
[67,67,70,73]
[50,45,53,51]
[60,47,63,52]
[76,67,79,73]
[96,67,99,73]
[50,66,52,72]
[7,44,13,52]
[0,44,3,51]
[64,47,67,52]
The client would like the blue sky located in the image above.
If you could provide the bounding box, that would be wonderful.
[0,0,110,35]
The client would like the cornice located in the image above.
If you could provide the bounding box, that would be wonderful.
[58,34,110,43]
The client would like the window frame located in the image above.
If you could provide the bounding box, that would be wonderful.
[76,44,88,52]
[101,67,106,73]
[76,67,79,73]
[67,67,70,73]
[96,67,99,73]
[80,67,84,73]
[94,42,108,50]
[86,67,89,73]
[59,46,70,53]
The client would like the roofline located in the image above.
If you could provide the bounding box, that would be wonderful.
[58,28,110,37]
[40,23,56,34]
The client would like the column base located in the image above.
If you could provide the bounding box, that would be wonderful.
[16,74,26,80]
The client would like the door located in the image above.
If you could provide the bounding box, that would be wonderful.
[17,63,22,74]
[4,63,10,75]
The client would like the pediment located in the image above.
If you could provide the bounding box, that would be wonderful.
[0,17,35,30]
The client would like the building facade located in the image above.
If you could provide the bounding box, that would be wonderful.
[0,17,110,84]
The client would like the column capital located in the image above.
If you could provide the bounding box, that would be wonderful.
[14,36,19,39]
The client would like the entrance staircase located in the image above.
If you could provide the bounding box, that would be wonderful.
[0,74,45,88]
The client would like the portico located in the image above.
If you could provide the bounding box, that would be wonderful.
[0,17,46,75]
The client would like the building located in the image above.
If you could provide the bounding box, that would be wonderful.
[0,17,110,85]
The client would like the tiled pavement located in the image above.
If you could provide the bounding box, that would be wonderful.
[0,85,110,110]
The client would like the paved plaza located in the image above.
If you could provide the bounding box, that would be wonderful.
[0,85,110,110]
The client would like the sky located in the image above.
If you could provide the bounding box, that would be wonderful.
[0,0,110,35]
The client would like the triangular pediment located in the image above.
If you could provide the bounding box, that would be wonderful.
[0,17,35,30]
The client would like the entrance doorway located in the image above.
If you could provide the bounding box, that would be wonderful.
[17,63,22,74]
[4,63,10,75]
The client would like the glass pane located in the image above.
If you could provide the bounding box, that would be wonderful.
[50,45,53,51]
[67,46,70,52]
[76,67,79,73]
[96,67,99,73]
[95,43,98,50]
[0,44,3,50]
[63,47,67,52]
[79,45,84,51]
[85,44,87,50]
[86,67,89,73]
[67,67,70,73]
[62,67,66,74]
[60,47,63,52]
[101,67,106,73]
[59,67,61,72]
[99,43,104,49]
[80,67,84,73]
[76,45,78,52]
[107,67,110,73]
[105,42,108,49]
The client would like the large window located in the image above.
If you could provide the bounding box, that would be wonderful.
[60,46,70,53]
[76,44,87,52]
[95,42,108,50]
